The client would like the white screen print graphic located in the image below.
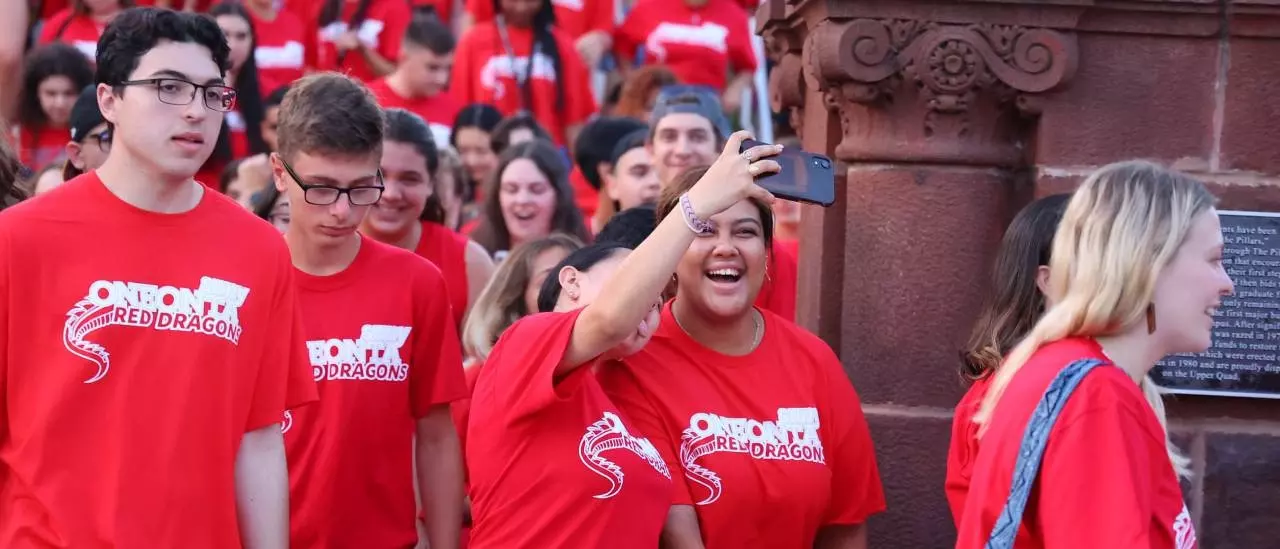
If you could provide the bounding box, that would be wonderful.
[1174,504,1196,549]
[680,407,824,505]
[308,324,412,382]
[63,277,250,384]
[579,412,672,499]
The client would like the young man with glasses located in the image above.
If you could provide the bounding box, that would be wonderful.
[271,72,466,549]
[0,7,314,549]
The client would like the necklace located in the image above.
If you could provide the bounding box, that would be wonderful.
[673,305,763,354]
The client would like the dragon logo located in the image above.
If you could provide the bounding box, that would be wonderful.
[1173,504,1196,549]
[578,412,671,499]
[63,298,116,384]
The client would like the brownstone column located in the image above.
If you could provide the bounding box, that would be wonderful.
[763,1,1280,547]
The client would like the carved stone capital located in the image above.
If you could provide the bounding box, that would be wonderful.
[810,18,1078,166]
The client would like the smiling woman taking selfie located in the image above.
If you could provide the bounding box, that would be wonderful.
[955,161,1234,548]
[598,161,886,548]
[465,130,782,549]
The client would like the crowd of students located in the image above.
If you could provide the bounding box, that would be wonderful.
[0,3,1236,549]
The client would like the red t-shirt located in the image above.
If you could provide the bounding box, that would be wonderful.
[38,0,69,21]
[465,0,613,40]
[284,236,466,548]
[38,9,103,61]
[0,173,316,548]
[954,338,1198,549]
[368,78,463,148]
[754,237,797,321]
[250,9,308,97]
[569,166,598,222]
[614,0,758,91]
[450,21,597,145]
[451,359,485,469]
[946,375,991,527]
[466,310,673,548]
[225,109,252,160]
[598,303,886,548]
[413,220,470,328]
[450,360,484,549]
[309,0,412,83]
[16,124,68,171]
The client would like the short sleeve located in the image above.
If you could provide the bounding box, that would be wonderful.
[449,29,478,104]
[465,0,495,24]
[246,247,316,431]
[0,220,10,443]
[302,16,320,70]
[560,34,598,126]
[724,10,757,74]
[1036,387,1158,548]
[585,0,613,34]
[611,7,645,62]
[377,1,412,64]
[408,260,466,418]
[37,12,66,44]
[816,342,885,525]
[945,378,990,527]
[598,357,694,506]
[481,310,582,421]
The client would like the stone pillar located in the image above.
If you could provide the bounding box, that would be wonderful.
[762,1,1280,547]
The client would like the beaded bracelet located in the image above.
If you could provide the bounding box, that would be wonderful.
[679,193,714,235]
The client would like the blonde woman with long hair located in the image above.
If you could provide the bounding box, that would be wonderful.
[447,233,583,545]
[956,160,1234,549]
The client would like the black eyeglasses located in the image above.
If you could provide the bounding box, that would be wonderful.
[280,157,384,206]
[118,78,238,112]
[84,129,111,153]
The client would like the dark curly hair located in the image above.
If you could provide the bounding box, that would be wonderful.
[97,8,230,88]
[19,43,94,129]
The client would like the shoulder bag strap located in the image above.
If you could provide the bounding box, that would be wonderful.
[985,357,1107,549]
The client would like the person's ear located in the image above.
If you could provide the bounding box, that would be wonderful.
[270,153,288,192]
[1035,265,1051,298]
[558,266,581,302]
[66,142,86,169]
[96,83,118,124]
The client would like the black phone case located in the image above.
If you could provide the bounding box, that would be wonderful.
[739,139,836,207]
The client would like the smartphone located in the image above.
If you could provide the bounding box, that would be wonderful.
[740,139,836,207]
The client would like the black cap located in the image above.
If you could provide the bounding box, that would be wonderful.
[649,85,731,140]
[69,85,104,143]
[573,116,647,190]
[607,128,649,169]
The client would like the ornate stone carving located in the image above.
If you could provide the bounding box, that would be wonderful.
[762,15,809,137]
[810,18,1077,166]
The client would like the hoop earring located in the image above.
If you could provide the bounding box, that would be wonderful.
[1146,303,1157,334]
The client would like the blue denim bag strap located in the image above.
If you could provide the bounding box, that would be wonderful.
[985,358,1108,549]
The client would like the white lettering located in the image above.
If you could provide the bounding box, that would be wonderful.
[479,52,559,100]
[681,408,824,505]
[645,22,730,60]
[255,41,305,69]
[308,324,412,382]
[65,277,251,383]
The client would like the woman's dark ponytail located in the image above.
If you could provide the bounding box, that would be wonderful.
[533,24,566,112]
[494,0,565,112]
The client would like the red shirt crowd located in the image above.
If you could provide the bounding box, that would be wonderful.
[0,2,1213,549]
